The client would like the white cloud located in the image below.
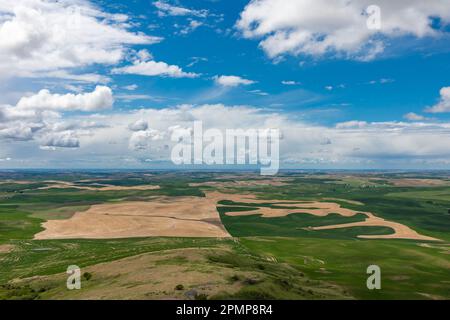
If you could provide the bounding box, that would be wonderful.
[0,0,160,79]
[2,103,450,167]
[16,86,114,112]
[248,89,269,96]
[282,80,300,85]
[135,49,153,62]
[123,84,138,91]
[115,94,156,102]
[0,86,113,147]
[178,20,203,35]
[40,131,80,148]
[336,121,368,129]
[112,60,199,78]
[33,71,111,84]
[187,57,208,67]
[236,0,450,60]
[129,129,165,150]
[369,78,395,85]
[153,1,208,18]
[118,107,450,164]
[214,75,256,87]
[425,87,450,113]
[128,119,149,131]
[404,112,428,121]
[0,125,34,141]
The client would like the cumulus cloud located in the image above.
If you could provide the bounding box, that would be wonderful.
[236,0,450,60]
[425,87,450,113]
[40,131,80,148]
[2,103,450,167]
[0,86,113,147]
[0,125,34,141]
[0,0,160,79]
[119,106,450,165]
[129,129,164,150]
[214,75,256,87]
[16,86,114,112]
[112,60,199,78]
[128,119,149,131]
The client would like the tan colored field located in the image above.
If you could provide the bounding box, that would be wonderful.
[388,179,450,187]
[0,180,34,184]
[310,213,439,241]
[35,190,438,241]
[35,194,230,239]
[222,201,364,218]
[34,191,289,240]
[189,178,293,188]
[38,180,160,191]
[322,198,364,205]
[218,194,439,241]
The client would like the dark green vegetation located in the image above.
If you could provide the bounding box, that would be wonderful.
[218,205,393,239]
[0,170,449,300]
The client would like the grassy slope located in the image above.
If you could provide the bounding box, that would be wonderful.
[240,237,450,300]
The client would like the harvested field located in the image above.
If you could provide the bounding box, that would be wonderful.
[221,201,365,218]
[189,178,293,188]
[310,213,439,241]
[34,190,439,241]
[388,179,450,187]
[35,194,231,239]
[0,180,34,185]
[217,194,439,241]
[322,198,364,206]
[38,180,160,191]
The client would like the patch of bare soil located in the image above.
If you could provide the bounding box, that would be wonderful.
[17,248,256,300]
[0,244,15,253]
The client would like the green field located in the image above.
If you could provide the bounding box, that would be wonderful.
[0,171,449,300]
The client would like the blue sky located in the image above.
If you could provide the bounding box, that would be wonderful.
[90,0,450,122]
[1,0,450,169]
